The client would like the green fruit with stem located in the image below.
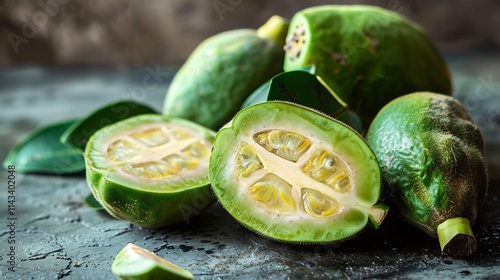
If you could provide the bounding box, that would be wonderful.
[164,15,289,130]
[283,5,452,127]
[85,114,216,228]
[210,101,387,243]
[367,92,488,258]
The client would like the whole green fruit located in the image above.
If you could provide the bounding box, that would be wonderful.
[210,101,387,243]
[164,16,289,130]
[367,92,488,258]
[283,5,452,127]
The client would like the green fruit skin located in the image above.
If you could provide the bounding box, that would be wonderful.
[284,5,452,127]
[164,29,285,130]
[86,169,215,228]
[210,101,384,243]
[367,92,488,238]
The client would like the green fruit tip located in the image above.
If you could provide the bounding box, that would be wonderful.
[437,217,477,258]
[367,203,389,230]
[257,15,290,46]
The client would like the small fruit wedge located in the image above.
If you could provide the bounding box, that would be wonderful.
[210,101,387,243]
[112,243,193,280]
[85,114,216,228]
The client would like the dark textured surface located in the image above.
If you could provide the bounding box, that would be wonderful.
[0,52,499,279]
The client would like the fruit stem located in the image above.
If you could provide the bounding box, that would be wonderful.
[257,15,290,46]
[437,217,477,258]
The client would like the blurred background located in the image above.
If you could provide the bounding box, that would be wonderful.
[1,0,499,67]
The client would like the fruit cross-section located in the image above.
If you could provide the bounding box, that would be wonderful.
[235,129,355,218]
[106,125,211,180]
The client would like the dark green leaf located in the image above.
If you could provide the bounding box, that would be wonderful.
[2,120,86,174]
[60,100,157,150]
[241,70,363,132]
[85,193,104,210]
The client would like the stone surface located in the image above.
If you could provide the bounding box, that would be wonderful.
[0,52,499,279]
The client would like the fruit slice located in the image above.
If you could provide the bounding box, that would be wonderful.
[210,101,387,243]
[85,114,216,228]
[112,243,193,280]
[163,15,289,130]
[367,92,489,258]
[283,5,452,127]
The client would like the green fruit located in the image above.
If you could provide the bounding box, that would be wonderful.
[84,114,216,228]
[163,16,289,130]
[367,92,488,258]
[283,5,452,127]
[210,101,387,243]
[112,243,193,280]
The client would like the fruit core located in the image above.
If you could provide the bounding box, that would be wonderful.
[284,24,307,61]
[235,129,355,218]
[105,123,212,180]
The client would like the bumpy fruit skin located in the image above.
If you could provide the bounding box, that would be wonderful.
[85,114,216,228]
[210,101,386,243]
[284,5,452,127]
[163,16,288,130]
[367,92,488,257]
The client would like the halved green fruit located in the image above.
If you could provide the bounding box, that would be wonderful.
[112,243,193,280]
[283,5,452,127]
[85,114,216,228]
[367,92,489,258]
[209,101,387,243]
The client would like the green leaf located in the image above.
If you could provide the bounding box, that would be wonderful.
[84,194,104,210]
[60,100,157,150]
[241,70,363,132]
[2,120,86,174]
